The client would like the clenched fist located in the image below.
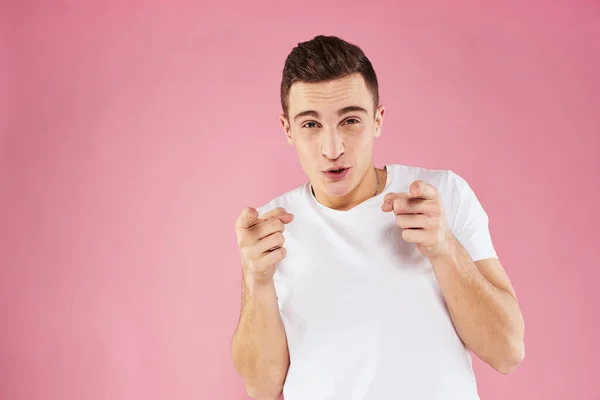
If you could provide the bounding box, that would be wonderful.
[236,207,294,283]
[381,180,454,259]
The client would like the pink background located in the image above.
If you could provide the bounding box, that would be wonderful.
[2,1,599,399]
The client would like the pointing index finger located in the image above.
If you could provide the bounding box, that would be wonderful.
[382,192,405,212]
[259,207,291,221]
[237,207,294,230]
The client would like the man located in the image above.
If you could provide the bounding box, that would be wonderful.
[230,35,525,400]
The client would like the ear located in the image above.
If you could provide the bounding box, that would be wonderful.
[374,105,385,138]
[280,114,293,145]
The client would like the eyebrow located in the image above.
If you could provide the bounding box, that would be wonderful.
[292,105,369,122]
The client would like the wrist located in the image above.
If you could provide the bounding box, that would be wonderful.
[429,234,459,265]
[243,268,275,292]
[243,272,279,306]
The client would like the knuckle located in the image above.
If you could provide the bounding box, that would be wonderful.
[274,232,285,245]
[271,218,283,230]
[401,229,410,240]
[274,247,287,262]
[393,199,404,213]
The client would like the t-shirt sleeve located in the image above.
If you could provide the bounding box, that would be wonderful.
[447,171,498,262]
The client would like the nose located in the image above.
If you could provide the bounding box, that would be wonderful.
[321,127,344,160]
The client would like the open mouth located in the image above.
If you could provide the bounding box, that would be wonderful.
[323,167,350,180]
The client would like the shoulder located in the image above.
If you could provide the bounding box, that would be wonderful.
[386,163,466,193]
[386,163,475,221]
[256,182,311,217]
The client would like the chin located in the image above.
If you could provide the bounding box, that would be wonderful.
[310,169,356,198]
[322,181,354,198]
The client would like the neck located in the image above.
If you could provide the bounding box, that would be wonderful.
[313,165,386,211]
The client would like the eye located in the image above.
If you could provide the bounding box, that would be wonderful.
[302,121,319,129]
[344,118,360,125]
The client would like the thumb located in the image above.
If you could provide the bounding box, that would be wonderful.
[277,212,294,224]
[236,207,259,229]
[381,192,399,212]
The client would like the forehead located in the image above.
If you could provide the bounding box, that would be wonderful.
[288,73,373,116]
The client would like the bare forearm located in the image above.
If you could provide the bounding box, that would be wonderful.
[430,238,524,374]
[231,271,289,398]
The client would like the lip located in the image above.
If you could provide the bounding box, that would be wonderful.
[322,166,351,181]
[323,165,350,172]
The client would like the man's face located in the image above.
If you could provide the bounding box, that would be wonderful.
[281,73,384,199]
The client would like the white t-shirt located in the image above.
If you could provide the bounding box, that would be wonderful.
[256,164,497,400]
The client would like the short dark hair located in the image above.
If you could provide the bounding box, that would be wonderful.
[280,35,379,117]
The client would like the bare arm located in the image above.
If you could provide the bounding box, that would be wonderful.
[231,270,289,399]
[382,180,525,374]
[430,237,525,374]
[230,207,293,399]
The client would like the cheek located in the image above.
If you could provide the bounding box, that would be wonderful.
[294,138,320,165]
[346,128,374,150]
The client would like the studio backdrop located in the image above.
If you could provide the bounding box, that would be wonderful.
[1,1,599,399]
